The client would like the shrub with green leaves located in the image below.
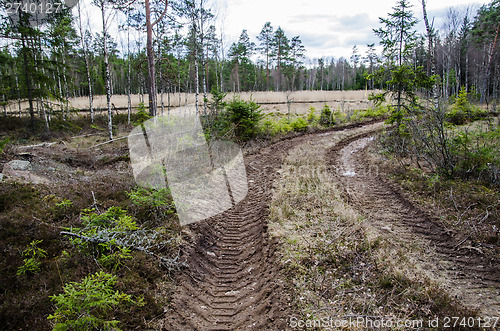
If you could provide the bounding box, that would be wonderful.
[447,87,485,125]
[127,187,175,223]
[127,187,173,209]
[449,127,500,184]
[207,86,227,114]
[289,116,308,131]
[17,239,47,275]
[53,198,75,220]
[319,104,332,125]
[133,102,151,126]
[352,106,388,121]
[80,206,138,231]
[307,107,318,123]
[55,199,73,211]
[224,97,263,141]
[48,271,144,330]
[259,116,292,136]
[0,137,9,153]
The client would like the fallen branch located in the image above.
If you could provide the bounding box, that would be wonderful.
[18,142,57,149]
[70,133,100,139]
[454,235,471,250]
[60,230,184,270]
[90,135,129,148]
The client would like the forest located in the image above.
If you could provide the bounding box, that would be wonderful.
[0,0,499,330]
[0,0,499,128]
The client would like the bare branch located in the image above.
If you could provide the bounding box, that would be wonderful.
[152,0,168,28]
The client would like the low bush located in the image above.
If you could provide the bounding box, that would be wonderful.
[319,104,332,125]
[69,207,137,270]
[127,187,176,225]
[259,115,311,136]
[48,271,144,330]
[0,137,9,153]
[289,116,308,131]
[446,88,486,125]
[449,127,500,184]
[17,239,47,275]
[306,107,318,123]
[225,97,263,141]
[259,117,292,136]
[352,105,388,122]
[204,97,263,142]
[133,102,151,126]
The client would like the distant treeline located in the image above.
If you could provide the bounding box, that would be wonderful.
[0,0,498,133]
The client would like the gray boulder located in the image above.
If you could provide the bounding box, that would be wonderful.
[6,160,32,171]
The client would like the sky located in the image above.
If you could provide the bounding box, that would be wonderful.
[72,0,491,61]
[216,0,490,60]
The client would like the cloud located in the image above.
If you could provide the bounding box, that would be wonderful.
[336,13,377,29]
[288,14,333,24]
[343,34,379,48]
[289,13,377,32]
[291,31,341,49]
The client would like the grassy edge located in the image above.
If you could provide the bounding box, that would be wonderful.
[268,126,474,329]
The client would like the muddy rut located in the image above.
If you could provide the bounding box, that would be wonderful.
[327,133,500,317]
[160,122,382,330]
[162,122,499,329]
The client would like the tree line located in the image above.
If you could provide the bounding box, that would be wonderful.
[0,0,498,135]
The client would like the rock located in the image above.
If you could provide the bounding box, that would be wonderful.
[2,164,31,181]
[28,173,51,185]
[0,173,3,182]
[6,160,32,171]
[2,160,50,185]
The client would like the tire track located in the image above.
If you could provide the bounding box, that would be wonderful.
[161,121,381,330]
[326,134,500,316]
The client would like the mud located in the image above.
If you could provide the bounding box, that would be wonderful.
[327,133,500,317]
[160,121,380,330]
[161,122,499,330]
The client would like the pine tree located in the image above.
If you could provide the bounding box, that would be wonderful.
[229,30,255,92]
[257,22,273,91]
[370,0,434,131]
[365,43,378,89]
[351,45,360,87]
[270,27,289,91]
[287,36,306,91]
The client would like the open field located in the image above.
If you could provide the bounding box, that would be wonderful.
[3,90,378,117]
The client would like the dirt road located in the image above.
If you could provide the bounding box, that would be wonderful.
[327,133,500,317]
[161,122,499,330]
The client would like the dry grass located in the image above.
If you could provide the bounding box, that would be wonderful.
[4,91,379,117]
[269,124,473,328]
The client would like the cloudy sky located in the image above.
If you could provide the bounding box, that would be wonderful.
[216,0,489,60]
[74,0,490,61]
